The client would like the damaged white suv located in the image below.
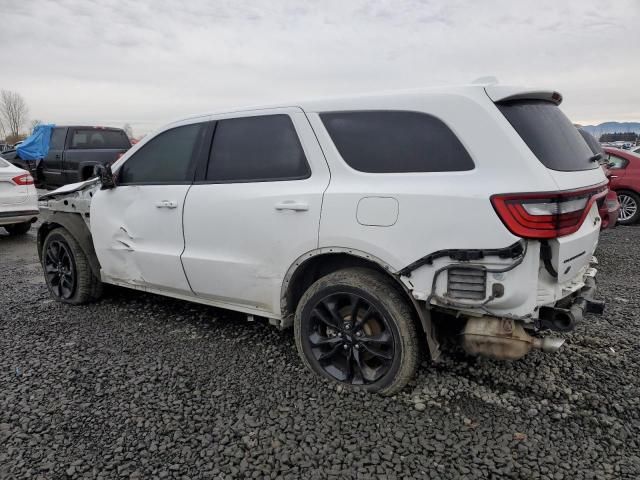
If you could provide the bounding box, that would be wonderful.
[38,85,607,395]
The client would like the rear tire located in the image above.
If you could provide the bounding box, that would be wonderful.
[294,268,419,396]
[617,190,640,225]
[42,227,102,304]
[4,221,32,236]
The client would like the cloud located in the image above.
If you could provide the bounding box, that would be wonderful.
[0,0,638,134]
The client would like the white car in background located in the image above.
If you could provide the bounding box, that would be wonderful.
[0,157,38,235]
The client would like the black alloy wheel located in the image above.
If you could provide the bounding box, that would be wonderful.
[295,268,420,395]
[306,292,395,385]
[44,239,77,300]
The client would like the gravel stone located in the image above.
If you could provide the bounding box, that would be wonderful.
[0,224,639,479]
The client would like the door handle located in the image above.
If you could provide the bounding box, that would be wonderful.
[55,154,61,160]
[274,200,309,212]
[155,200,178,209]
[609,175,618,179]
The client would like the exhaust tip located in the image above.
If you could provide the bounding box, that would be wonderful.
[538,337,565,353]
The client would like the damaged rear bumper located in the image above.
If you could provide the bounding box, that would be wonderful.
[538,275,605,332]
[461,267,605,361]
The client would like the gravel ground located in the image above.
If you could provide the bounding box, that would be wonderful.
[0,224,639,479]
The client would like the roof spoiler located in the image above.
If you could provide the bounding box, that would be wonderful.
[484,85,563,105]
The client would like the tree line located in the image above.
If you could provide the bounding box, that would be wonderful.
[599,132,639,143]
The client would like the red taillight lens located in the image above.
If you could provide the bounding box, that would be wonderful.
[11,173,34,186]
[491,184,608,239]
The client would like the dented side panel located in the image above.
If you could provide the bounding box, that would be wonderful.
[90,185,193,293]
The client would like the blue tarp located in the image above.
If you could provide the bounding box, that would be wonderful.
[16,124,55,164]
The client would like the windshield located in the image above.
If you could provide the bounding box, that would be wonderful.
[497,100,598,172]
[0,157,9,168]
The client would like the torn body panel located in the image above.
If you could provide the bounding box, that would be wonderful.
[37,181,101,278]
[90,185,193,293]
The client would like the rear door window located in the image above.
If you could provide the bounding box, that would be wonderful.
[206,114,310,182]
[70,129,131,149]
[320,111,474,173]
[497,100,598,172]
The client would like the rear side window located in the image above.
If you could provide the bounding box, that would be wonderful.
[70,129,131,150]
[320,111,474,173]
[497,101,598,171]
[607,153,628,169]
[118,123,204,184]
[206,115,310,182]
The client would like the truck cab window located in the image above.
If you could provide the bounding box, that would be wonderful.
[50,128,66,150]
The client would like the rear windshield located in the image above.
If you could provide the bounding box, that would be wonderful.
[70,129,131,150]
[497,100,598,172]
[578,128,604,156]
[0,157,9,167]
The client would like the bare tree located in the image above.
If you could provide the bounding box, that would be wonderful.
[30,119,42,133]
[0,90,29,138]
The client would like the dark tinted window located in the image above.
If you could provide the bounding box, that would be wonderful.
[578,128,604,157]
[118,123,204,184]
[50,128,66,150]
[206,115,309,182]
[497,101,598,171]
[70,129,131,149]
[320,111,474,173]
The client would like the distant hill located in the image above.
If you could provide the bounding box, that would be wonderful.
[580,122,640,137]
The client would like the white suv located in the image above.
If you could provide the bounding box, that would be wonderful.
[38,85,607,394]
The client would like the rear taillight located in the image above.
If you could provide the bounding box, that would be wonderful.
[491,184,608,239]
[604,191,620,211]
[11,173,34,186]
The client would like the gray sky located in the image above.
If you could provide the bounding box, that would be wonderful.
[1,0,638,136]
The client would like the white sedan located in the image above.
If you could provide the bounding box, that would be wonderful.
[0,157,38,235]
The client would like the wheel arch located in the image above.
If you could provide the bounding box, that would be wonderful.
[38,212,101,278]
[614,187,640,195]
[280,248,441,360]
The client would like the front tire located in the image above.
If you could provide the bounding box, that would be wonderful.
[42,227,102,304]
[4,221,32,236]
[294,268,419,396]
[617,190,640,225]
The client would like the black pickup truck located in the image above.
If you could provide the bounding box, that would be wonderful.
[1,126,131,188]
